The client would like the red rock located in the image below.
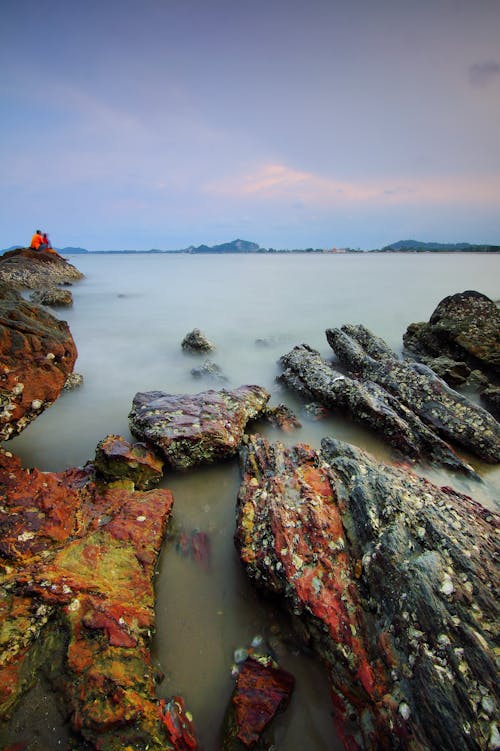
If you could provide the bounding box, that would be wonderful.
[0,284,78,441]
[94,433,164,489]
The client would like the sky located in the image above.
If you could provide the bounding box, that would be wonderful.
[1,0,499,250]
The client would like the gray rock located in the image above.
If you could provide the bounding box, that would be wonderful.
[181,328,215,352]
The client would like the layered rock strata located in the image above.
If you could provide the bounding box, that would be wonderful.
[279,343,477,474]
[0,448,197,751]
[235,434,499,750]
[325,324,500,463]
[0,284,78,440]
[129,386,270,470]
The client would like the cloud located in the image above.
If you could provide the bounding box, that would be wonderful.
[205,163,500,209]
[469,61,500,87]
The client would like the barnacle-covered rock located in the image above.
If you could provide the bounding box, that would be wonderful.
[0,447,198,751]
[129,385,270,470]
[0,248,84,289]
[279,343,476,474]
[235,434,499,750]
[326,324,500,463]
[181,328,215,353]
[94,433,164,489]
[0,284,78,441]
[29,286,73,307]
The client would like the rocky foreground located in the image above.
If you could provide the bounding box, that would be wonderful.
[0,248,84,290]
[1,268,499,750]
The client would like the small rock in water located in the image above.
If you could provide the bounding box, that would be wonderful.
[181,328,215,352]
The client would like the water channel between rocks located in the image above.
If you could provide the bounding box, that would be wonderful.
[4,253,500,750]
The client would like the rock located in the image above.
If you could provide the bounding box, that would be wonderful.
[221,655,295,749]
[263,403,302,431]
[181,329,215,353]
[94,434,164,489]
[29,286,73,307]
[0,248,84,290]
[325,324,500,464]
[0,447,198,751]
[279,343,477,475]
[129,385,270,470]
[481,385,500,418]
[63,372,84,390]
[0,284,78,441]
[190,359,228,382]
[235,434,499,751]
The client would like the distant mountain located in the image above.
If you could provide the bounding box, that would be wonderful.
[187,239,260,254]
[61,246,89,254]
[0,245,23,255]
[381,240,500,252]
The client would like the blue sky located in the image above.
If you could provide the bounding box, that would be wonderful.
[1,0,499,250]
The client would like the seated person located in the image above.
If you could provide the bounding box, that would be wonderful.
[30,230,44,250]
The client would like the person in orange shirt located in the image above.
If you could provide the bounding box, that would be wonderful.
[30,230,44,250]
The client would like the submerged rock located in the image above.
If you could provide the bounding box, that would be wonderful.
[181,328,215,352]
[0,248,84,289]
[221,654,295,749]
[94,433,164,489]
[279,343,477,475]
[0,284,78,441]
[235,434,499,750]
[325,324,500,463]
[129,385,270,470]
[0,448,197,751]
[29,287,73,307]
[262,403,302,431]
[190,359,228,382]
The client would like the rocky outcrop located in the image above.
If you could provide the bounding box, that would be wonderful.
[190,359,228,382]
[325,324,500,463]
[403,292,500,410]
[0,284,78,440]
[129,386,270,470]
[94,434,164,489]
[0,447,197,751]
[0,248,84,289]
[235,434,499,751]
[262,403,302,431]
[29,286,74,307]
[181,329,215,353]
[279,343,478,475]
[221,654,295,750]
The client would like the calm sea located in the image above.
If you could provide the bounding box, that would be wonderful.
[6,252,500,750]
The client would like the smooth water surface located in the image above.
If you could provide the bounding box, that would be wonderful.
[6,252,500,750]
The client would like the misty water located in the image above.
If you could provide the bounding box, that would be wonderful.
[5,252,500,750]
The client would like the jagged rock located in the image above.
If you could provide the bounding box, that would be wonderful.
[279,343,477,474]
[0,284,78,441]
[403,292,500,402]
[221,655,294,749]
[235,434,499,751]
[129,386,270,470]
[481,386,500,418]
[0,447,198,751]
[190,359,228,382]
[262,403,302,431]
[0,248,84,290]
[181,329,215,352]
[94,434,164,489]
[325,324,500,464]
[29,286,73,307]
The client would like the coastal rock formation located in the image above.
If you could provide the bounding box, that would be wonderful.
[403,292,500,411]
[221,655,295,749]
[94,434,165,489]
[0,248,84,289]
[181,328,215,353]
[29,286,74,307]
[262,403,302,431]
[129,385,270,470]
[279,344,477,474]
[235,434,499,751]
[326,324,500,463]
[0,447,197,751]
[0,284,78,440]
[190,359,228,382]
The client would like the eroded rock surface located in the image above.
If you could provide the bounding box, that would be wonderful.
[235,434,499,751]
[0,284,78,440]
[94,434,164,489]
[279,343,477,474]
[129,385,270,470]
[181,328,215,353]
[0,248,84,289]
[29,286,73,307]
[325,324,500,463]
[0,448,197,751]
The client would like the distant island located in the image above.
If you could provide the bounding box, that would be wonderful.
[2,238,499,255]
